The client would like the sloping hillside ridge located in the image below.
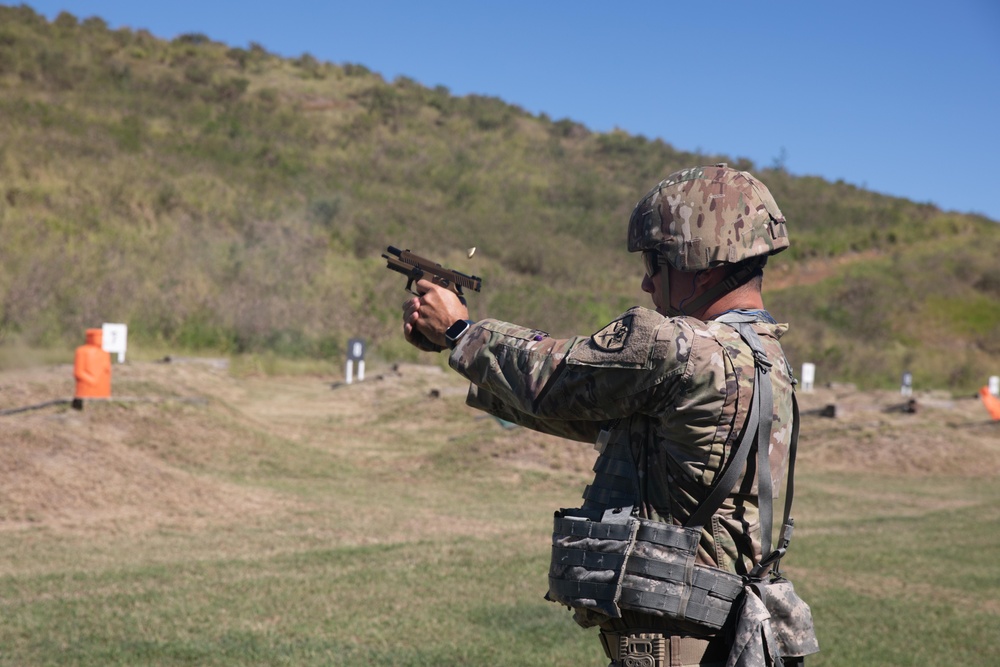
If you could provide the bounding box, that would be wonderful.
[0,6,998,391]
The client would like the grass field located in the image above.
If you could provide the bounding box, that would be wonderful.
[1,359,998,666]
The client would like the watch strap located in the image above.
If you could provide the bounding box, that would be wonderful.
[445,319,474,349]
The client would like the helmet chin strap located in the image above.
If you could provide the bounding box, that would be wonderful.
[658,262,696,318]
[667,262,761,319]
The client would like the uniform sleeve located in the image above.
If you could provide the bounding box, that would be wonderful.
[449,308,691,430]
[464,384,605,443]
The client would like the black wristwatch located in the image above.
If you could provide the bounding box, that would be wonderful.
[444,319,474,350]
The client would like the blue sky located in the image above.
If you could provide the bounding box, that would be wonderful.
[22,0,1000,222]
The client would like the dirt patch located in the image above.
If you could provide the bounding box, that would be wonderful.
[0,411,280,531]
[795,385,1000,477]
[2,360,997,538]
[0,362,292,534]
[766,250,882,290]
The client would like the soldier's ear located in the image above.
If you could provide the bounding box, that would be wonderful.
[693,268,717,291]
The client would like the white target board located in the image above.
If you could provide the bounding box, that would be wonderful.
[102,323,128,363]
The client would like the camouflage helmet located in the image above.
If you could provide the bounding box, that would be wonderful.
[627,164,789,272]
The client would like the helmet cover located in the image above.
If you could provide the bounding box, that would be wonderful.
[627,164,789,271]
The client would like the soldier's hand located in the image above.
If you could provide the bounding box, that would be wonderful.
[403,295,445,352]
[402,279,469,350]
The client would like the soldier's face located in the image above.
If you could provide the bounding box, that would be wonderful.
[643,265,700,317]
[641,269,670,316]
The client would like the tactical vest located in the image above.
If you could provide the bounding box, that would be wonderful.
[546,313,800,633]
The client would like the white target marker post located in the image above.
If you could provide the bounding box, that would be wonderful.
[102,323,128,363]
[800,363,815,393]
[901,371,913,397]
[345,338,366,385]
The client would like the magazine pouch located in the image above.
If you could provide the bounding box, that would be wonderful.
[725,577,819,667]
[620,517,743,629]
[547,507,743,631]
[546,506,637,626]
[754,578,819,659]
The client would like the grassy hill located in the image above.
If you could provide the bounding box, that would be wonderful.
[1,5,998,391]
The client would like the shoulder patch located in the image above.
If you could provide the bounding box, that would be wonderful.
[567,307,662,370]
[592,314,633,351]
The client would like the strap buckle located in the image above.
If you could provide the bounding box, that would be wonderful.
[752,349,773,372]
[748,545,787,580]
[616,633,666,667]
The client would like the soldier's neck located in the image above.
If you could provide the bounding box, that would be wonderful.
[699,292,765,321]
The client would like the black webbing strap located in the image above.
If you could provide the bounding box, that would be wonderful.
[741,320,775,557]
[783,393,800,536]
[635,521,700,551]
[769,392,801,573]
[624,555,743,602]
[594,454,641,479]
[669,262,761,319]
[551,546,628,571]
[553,515,635,542]
[583,482,642,508]
[684,312,799,575]
[683,337,767,531]
[548,578,619,605]
[617,566,742,627]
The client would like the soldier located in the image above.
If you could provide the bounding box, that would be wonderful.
[403,164,816,666]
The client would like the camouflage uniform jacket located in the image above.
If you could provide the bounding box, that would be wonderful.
[449,306,794,575]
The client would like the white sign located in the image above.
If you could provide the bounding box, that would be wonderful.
[801,363,816,392]
[990,376,1000,397]
[901,371,913,397]
[347,338,366,361]
[345,338,366,384]
[102,323,128,363]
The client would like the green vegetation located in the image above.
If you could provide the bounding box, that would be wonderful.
[1,6,998,390]
[790,473,1000,665]
[1,362,998,666]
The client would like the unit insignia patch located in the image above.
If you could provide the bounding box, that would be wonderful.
[592,315,633,352]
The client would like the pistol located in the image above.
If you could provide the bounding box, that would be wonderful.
[382,246,482,304]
